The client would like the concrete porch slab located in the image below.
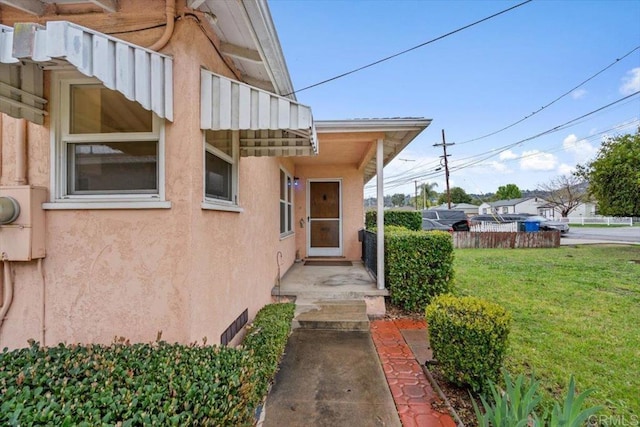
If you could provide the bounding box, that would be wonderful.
[273,260,388,300]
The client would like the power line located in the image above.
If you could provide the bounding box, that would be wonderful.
[369,93,639,188]
[363,93,640,194]
[456,44,640,145]
[283,0,533,97]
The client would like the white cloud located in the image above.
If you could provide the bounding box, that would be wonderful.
[520,150,558,171]
[488,161,513,173]
[571,88,587,99]
[557,163,575,175]
[499,149,518,161]
[562,134,598,163]
[620,67,640,95]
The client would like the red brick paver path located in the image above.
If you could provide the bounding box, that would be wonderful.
[371,319,456,427]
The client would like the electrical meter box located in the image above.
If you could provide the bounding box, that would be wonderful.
[0,185,47,261]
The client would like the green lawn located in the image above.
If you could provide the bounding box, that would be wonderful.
[453,245,639,418]
[568,223,638,228]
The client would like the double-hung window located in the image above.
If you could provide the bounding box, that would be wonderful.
[280,168,293,236]
[203,130,239,210]
[52,72,165,207]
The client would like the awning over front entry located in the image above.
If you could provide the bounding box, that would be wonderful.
[201,69,317,157]
[0,21,173,125]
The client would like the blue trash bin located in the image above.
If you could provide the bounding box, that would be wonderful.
[524,219,540,232]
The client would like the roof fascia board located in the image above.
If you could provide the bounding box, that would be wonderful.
[316,118,432,133]
[240,0,296,99]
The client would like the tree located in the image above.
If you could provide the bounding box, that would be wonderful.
[576,130,640,216]
[537,175,588,217]
[437,186,472,205]
[390,193,407,207]
[495,183,522,200]
[411,182,439,209]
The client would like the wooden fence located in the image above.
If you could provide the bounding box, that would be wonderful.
[453,231,560,249]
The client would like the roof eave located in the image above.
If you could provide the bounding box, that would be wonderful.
[241,0,296,100]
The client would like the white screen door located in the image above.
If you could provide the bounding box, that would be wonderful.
[307,180,342,257]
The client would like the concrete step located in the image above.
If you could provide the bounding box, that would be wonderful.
[293,299,370,331]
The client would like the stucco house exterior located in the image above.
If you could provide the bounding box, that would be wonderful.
[478,197,548,215]
[0,1,429,350]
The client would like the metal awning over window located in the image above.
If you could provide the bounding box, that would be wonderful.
[201,69,317,157]
[0,21,173,125]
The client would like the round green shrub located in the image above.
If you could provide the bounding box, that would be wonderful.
[385,229,454,312]
[425,294,511,392]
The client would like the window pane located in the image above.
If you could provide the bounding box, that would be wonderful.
[70,86,152,134]
[205,151,232,201]
[280,202,285,234]
[287,175,292,201]
[287,204,292,232]
[280,170,285,200]
[69,142,157,193]
[205,130,233,157]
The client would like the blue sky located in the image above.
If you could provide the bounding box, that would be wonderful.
[269,0,640,197]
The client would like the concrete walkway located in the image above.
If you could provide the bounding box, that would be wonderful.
[262,329,402,426]
[261,321,457,427]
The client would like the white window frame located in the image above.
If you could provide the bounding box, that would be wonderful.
[280,167,294,237]
[201,130,241,212]
[45,71,169,210]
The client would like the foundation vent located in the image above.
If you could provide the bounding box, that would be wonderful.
[220,308,248,345]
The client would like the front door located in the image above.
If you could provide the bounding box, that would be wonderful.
[307,180,342,257]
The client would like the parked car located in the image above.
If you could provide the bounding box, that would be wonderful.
[423,209,470,231]
[469,214,570,234]
[421,218,453,232]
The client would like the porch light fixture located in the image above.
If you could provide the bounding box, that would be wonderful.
[293,177,300,187]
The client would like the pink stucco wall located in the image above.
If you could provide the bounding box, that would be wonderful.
[294,164,365,260]
[0,8,297,349]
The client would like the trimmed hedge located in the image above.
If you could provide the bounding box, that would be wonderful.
[243,302,295,398]
[365,210,422,231]
[425,294,511,392]
[385,228,454,311]
[0,302,295,426]
[0,341,256,426]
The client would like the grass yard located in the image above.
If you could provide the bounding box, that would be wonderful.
[453,245,639,418]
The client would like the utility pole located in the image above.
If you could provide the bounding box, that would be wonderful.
[433,129,454,209]
[414,180,419,211]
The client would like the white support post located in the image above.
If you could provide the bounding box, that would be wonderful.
[376,138,385,290]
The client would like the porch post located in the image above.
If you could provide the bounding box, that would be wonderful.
[376,138,385,290]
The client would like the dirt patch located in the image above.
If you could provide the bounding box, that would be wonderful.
[427,363,480,427]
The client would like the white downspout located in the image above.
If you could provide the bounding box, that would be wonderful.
[376,138,384,290]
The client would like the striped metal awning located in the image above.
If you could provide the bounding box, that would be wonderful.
[201,69,317,157]
[0,21,173,125]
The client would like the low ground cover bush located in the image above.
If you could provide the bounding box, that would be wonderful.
[365,210,422,231]
[386,228,454,311]
[243,302,295,398]
[0,302,295,426]
[426,294,511,392]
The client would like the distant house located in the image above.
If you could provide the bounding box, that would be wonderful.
[540,201,598,219]
[478,197,548,215]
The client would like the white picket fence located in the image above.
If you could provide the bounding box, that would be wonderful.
[565,216,634,226]
[470,222,518,232]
